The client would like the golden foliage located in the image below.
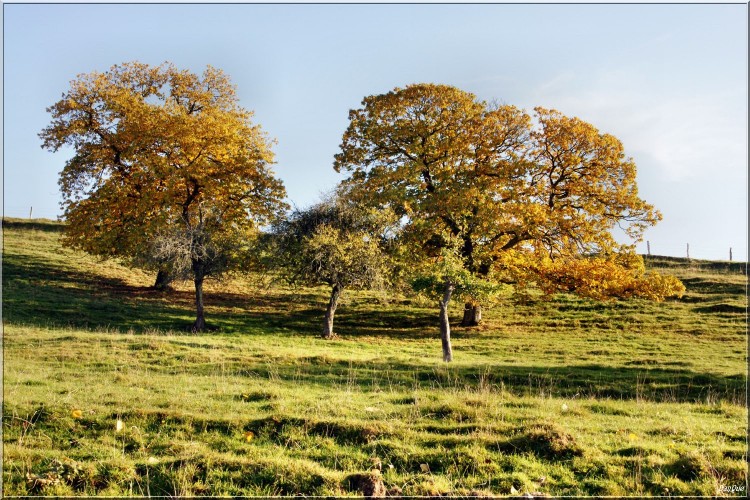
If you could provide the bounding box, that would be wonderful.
[40,61,286,265]
[334,83,681,301]
[497,249,685,301]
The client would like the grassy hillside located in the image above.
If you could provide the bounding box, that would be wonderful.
[2,218,747,496]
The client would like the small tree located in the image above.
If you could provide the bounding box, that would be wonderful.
[40,62,287,330]
[411,237,505,361]
[271,193,395,339]
[146,207,255,331]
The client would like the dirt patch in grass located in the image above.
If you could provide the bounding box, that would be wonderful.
[420,403,475,422]
[245,416,306,439]
[245,416,384,445]
[714,431,747,443]
[587,403,631,416]
[392,395,418,405]
[616,446,650,457]
[418,423,482,435]
[307,420,383,445]
[722,449,747,460]
[238,391,277,402]
[343,471,386,498]
[668,451,713,481]
[665,449,746,485]
[496,423,583,460]
[694,303,746,314]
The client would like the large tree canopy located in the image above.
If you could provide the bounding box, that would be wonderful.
[334,83,684,360]
[40,61,287,330]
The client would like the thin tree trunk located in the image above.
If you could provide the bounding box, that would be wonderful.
[322,283,342,339]
[439,281,455,362]
[460,302,482,327]
[192,263,206,332]
[153,269,172,290]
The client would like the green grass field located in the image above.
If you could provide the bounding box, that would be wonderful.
[2,218,747,497]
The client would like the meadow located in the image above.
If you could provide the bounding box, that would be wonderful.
[2,218,747,497]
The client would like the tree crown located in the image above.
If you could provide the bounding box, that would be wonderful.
[270,191,396,290]
[40,61,287,267]
[334,83,683,301]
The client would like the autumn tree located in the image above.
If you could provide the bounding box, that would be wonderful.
[270,192,396,339]
[334,83,684,361]
[40,62,287,331]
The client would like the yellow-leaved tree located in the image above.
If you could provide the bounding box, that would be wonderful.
[334,83,684,361]
[40,62,287,331]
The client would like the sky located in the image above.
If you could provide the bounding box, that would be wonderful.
[2,3,747,261]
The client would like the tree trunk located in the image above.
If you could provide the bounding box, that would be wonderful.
[192,264,206,332]
[460,302,482,327]
[322,283,342,339]
[439,281,455,362]
[153,269,173,290]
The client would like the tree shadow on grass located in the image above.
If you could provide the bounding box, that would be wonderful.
[228,357,747,405]
[243,307,440,339]
[2,219,65,233]
[2,252,439,338]
[680,277,747,297]
[194,286,439,339]
[2,253,196,332]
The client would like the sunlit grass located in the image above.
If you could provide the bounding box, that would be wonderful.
[2,218,747,496]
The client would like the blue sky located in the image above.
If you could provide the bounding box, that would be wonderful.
[3,3,747,261]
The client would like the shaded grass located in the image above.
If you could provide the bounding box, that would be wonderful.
[2,219,748,496]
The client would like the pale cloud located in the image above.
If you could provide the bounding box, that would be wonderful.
[534,70,577,94]
[516,67,747,261]
[523,69,747,182]
[627,99,745,181]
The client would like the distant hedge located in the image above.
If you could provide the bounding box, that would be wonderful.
[2,218,65,233]
[645,254,747,275]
